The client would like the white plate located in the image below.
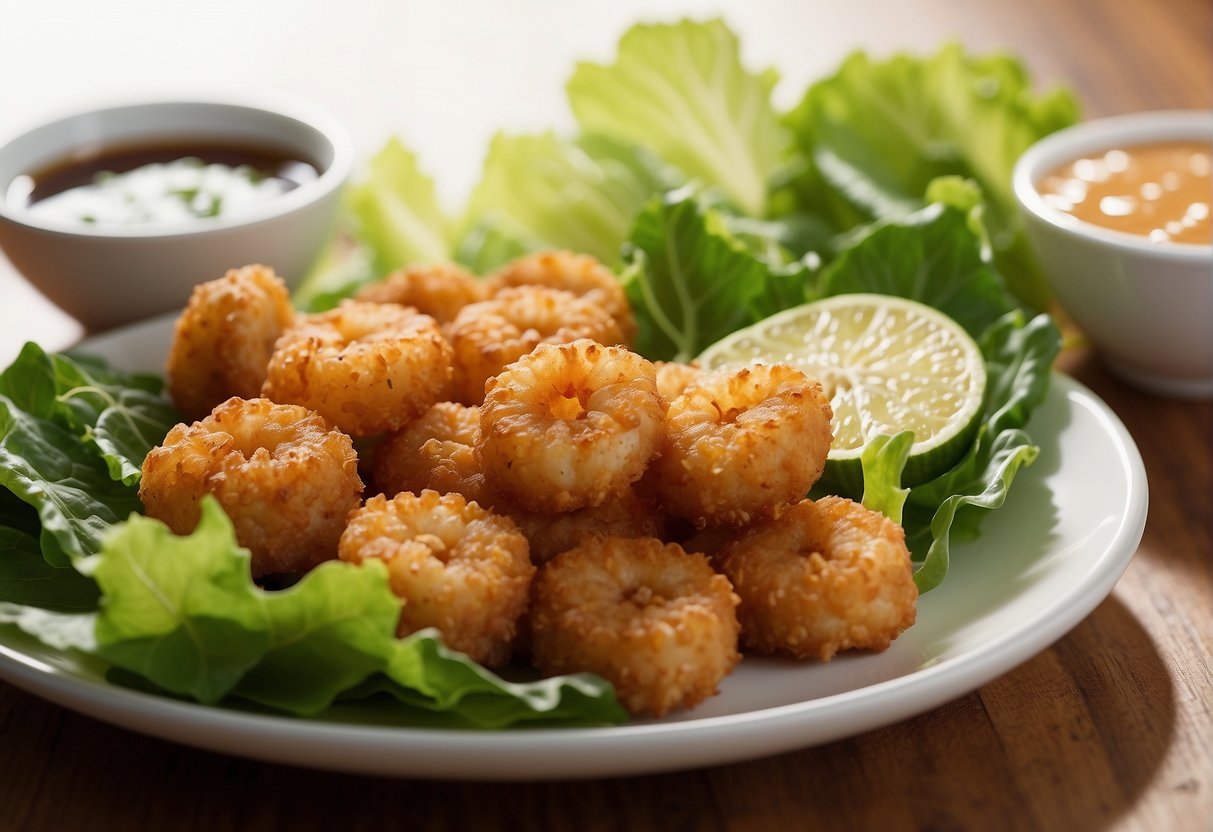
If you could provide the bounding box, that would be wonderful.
[0,315,1148,780]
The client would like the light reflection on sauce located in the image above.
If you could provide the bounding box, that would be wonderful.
[1038,141,1212,245]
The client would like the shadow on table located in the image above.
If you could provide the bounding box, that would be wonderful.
[1063,346,1213,584]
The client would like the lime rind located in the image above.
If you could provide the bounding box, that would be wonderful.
[698,294,987,497]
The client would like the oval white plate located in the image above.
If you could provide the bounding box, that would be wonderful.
[0,316,1147,780]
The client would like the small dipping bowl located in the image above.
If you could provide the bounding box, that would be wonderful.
[0,97,352,330]
[1014,110,1213,398]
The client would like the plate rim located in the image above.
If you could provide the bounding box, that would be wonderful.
[0,321,1148,779]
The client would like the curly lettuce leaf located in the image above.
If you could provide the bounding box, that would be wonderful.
[459,132,673,270]
[50,498,626,726]
[622,188,808,361]
[567,18,784,216]
[902,311,1061,590]
[454,220,539,277]
[84,499,271,703]
[906,428,1041,592]
[847,310,1059,592]
[977,310,1063,435]
[292,237,378,313]
[230,559,402,715]
[295,137,451,309]
[0,602,98,652]
[860,432,913,525]
[816,203,1015,338]
[348,136,452,272]
[783,43,1080,307]
[367,633,625,728]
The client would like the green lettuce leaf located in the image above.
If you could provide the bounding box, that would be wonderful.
[977,310,1063,434]
[0,524,100,612]
[367,633,625,728]
[230,559,401,715]
[782,43,1080,307]
[0,396,142,566]
[295,137,452,308]
[860,432,913,525]
[0,602,98,652]
[0,343,177,486]
[347,136,452,273]
[85,499,271,704]
[293,237,378,313]
[902,311,1060,590]
[454,220,538,277]
[622,188,808,361]
[567,18,784,217]
[815,203,1015,338]
[59,498,626,726]
[460,132,674,270]
[906,428,1040,592]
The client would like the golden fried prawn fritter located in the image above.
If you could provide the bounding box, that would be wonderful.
[651,364,833,527]
[355,262,487,323]
[338,491,534,666]
[485,250,637,345]
[370,402,497,507]
[139,397,363,578]
[530,536,741,716]
[444,286,623,405]
[507,489,665,564]
[478,339,664,513]
[165,264,296,420]
[654,361,703,401]
[714,497,918,661]
[261,300,452,437]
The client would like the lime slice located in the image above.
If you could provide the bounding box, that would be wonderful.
[698,293,987,496]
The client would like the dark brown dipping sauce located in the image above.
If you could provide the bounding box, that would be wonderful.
[25,140,319,203]
[6,139,320,226]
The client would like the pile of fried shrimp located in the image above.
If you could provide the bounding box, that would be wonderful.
[139,252,919,718]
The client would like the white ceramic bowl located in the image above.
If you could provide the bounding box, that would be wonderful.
[0,97,352,330]
[1014,110,1213,398]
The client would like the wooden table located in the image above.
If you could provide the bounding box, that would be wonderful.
[1,1,1210,829]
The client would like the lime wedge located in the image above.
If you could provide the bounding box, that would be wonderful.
[698,293,987,495]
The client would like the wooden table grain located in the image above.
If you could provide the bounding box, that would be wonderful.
[1,1,1210,830]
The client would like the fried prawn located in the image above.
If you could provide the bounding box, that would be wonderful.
[485,250,636,344]
[714,497,918,660]
[139,397,363,578]
[508,489,665,564]
[651,364,833,527]
[338,490,534,666]
[165,265,296,420]
[478,339,663,512]
[654,361,703,401]
[355,262,487,323]
[262,300,452,436]
[370,401,497,507]
[530,536,740,716]
[445,286,622,405]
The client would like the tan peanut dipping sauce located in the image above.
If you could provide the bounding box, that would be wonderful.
[1038,141,1212,245]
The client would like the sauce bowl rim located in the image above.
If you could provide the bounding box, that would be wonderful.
[0,94,353,240]
[1013,109,1213,263]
